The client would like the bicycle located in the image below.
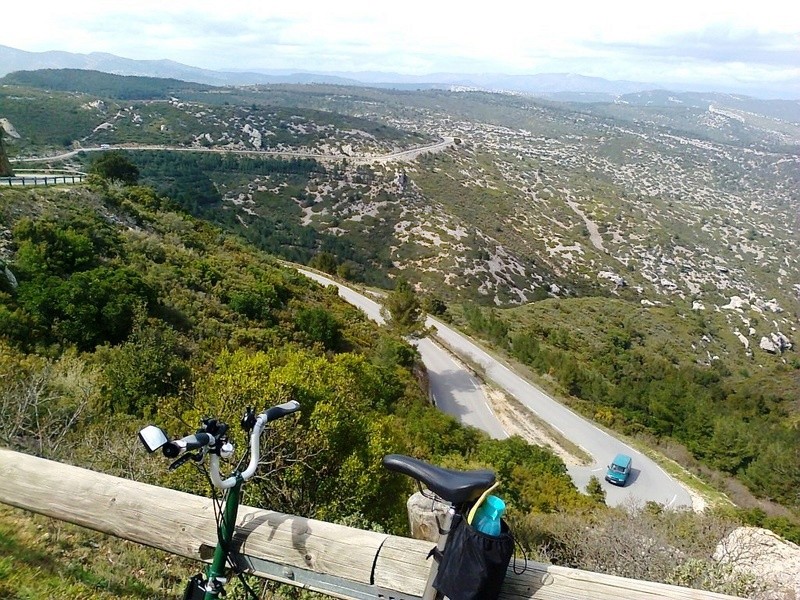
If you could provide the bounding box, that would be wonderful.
[138,399,301,600]
[382,454,514,600]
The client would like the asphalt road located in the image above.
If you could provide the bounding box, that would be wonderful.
[297,268,693,509]
[429,317,693,509]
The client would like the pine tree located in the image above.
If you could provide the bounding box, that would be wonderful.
[381,278,428,338]
[586,475,607,505]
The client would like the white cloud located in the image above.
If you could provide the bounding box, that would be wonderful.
[3,0,799,95]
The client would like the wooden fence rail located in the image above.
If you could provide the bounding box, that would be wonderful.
[0,448,741,600]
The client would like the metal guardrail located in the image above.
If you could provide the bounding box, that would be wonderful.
[1,174,86,186]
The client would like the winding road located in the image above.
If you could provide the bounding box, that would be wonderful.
[9,137,455,166]
[6,135,692,509]
[298,268,693,510]
[299,269,508,439]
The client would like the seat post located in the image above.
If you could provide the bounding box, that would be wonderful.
[422,504,455,600]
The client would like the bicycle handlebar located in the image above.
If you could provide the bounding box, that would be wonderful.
[140,400,301,490]
[265,400,301,422]
[137,400,300,599]
[210,399,301,489]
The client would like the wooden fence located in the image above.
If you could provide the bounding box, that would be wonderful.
[0,448,742,600]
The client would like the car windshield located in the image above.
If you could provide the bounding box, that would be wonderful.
[610,464,626,473]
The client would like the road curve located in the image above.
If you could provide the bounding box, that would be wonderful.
[428,316,694,509]
[296,269,507,439]
[297,268,693,509]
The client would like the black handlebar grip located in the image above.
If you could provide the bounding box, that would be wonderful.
[162,442,180,458]
[264,400,301,422]
[162,432,212,458]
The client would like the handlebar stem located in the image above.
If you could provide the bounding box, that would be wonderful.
[209,412,269,489]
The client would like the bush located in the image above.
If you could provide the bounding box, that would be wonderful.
[294,307,342,350]
[228,281,288,323]
[15,267,154,351]
[90,151,140,185]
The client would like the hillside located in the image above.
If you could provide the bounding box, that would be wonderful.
[0,177,618,596]
[2,69,800,597]
[0,73,430,156]
[1,172,778,600]
[2,70,799,490]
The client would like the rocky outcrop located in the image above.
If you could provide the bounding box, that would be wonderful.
[598,271,626,287]
[714,527,800,599]
[242,124,262,149]
[0,127,13,177]
[0,118,21,140]
[722,295,749,311]
[760,333,792,354]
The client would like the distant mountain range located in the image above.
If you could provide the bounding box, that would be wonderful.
[1,44,797,102]
[0,44,670,100]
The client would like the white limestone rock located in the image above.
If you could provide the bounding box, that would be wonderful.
[734,330,749,350]
[722,296,748,311]
[598,271,626,287]
[760,337,778,353]
[0,118,22,138]
[714,527,800,600]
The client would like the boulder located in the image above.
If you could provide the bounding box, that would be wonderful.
[771,332,792,351]
[714,527,800,600]
[760,333,793,354]
[734,330,749,350]
[0,118,21,139]
[760,337,778,353]
[722,296,748,311]
[598,271,626,287]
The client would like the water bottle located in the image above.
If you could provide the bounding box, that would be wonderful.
[473,494,505,536]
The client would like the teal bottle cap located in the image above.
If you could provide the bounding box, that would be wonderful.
[484,494,505,518]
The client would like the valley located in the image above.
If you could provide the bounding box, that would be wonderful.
[2,70,799,536]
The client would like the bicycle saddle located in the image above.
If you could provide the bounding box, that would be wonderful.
[382,454,496,504]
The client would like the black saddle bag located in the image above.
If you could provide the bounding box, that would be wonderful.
[432,513,514,600]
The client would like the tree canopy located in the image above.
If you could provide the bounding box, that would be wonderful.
[382,278,428,338]
[90,151,140,185]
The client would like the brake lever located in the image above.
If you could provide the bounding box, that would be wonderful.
[169,451,200,471]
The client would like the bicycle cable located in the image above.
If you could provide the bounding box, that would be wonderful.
[203,439,262,600]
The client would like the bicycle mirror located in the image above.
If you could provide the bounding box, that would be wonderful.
[138,425,170,453]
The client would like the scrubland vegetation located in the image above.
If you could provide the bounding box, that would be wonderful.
[2,69,799,598]
[0,176,771,598]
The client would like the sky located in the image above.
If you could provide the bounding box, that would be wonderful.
[4,0,799,97]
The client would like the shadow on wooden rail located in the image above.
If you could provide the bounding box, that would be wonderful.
[0,448,740,600]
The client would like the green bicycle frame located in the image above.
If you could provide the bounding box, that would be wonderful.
[143,400,301,599]
[204,475,243,599]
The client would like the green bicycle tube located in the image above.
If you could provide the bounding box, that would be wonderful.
[205,478,242,599]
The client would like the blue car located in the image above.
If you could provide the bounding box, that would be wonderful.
[605,453,632,486]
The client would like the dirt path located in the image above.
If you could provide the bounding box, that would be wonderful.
[483,385,588,466]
